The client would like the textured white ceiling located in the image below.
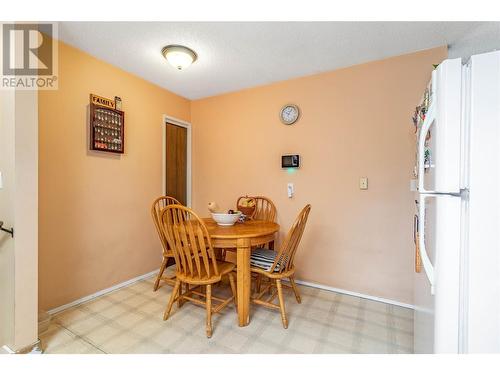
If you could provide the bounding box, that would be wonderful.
[59,22,491,100]
[448,22,500,59]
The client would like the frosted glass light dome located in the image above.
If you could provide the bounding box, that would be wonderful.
[161,45,197,70]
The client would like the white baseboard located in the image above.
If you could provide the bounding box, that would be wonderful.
[1,345,15,354]
[46,268,413,317]
[47,269,159,316]
[2,339,42,354]
[294,279,414,310]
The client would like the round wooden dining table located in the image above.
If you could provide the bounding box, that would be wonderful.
[203,218,280,326]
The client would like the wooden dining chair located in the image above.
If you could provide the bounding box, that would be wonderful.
[151,196,181,291]
[252,196,278,252]
[161,205,237,338]
[250,204,311,329]
[251,196,277,222]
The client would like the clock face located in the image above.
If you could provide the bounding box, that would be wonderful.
[280,104,300,125]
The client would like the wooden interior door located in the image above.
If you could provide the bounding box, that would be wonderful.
[165,123,187,205]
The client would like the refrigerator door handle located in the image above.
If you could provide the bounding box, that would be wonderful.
[417,103,436,194]
[413,214,418,243]
[414,214,422,273]
[418,194,436,294]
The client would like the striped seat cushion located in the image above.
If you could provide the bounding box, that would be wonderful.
[250,248,281,272]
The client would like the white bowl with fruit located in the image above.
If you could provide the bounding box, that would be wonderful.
[211,210,242,226]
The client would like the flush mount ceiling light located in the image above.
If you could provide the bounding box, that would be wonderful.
[161,45,198,70]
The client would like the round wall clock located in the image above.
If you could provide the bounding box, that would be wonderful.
[280,104,300,125]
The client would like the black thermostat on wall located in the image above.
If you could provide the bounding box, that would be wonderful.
[282,154,300,168]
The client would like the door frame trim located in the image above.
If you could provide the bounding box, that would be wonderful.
[162,115,192,207]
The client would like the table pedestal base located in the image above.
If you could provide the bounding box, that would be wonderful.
[236,238,251,326]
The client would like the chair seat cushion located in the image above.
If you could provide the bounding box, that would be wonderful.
[250,248,281,272]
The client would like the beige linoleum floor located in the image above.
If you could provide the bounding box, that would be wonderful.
[40,271,414,354]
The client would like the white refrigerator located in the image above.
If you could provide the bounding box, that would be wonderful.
[413,51,500,353]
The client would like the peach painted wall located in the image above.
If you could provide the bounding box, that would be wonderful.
[38,41,190,310]
[191,47,447,304]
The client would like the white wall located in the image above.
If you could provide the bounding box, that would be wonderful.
[0,91,16,347]
[13,90,39,351]
[0,88,39,352]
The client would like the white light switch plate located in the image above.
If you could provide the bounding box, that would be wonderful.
[287,183,294,198]
[359,177,368,190]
